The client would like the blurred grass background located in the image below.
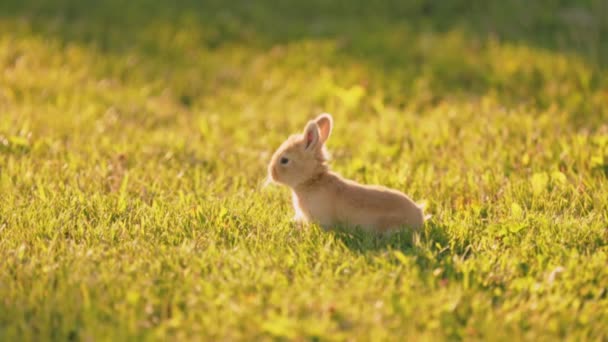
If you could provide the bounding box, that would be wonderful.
[1,0,607,340]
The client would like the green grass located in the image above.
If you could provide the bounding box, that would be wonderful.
[1,0,608,340]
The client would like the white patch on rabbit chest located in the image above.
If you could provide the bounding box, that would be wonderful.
[291,191,306,222]
[291,190,333,226]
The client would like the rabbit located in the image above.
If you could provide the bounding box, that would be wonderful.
[267,113,429,233]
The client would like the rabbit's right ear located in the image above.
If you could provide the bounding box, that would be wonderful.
[315,113,333,144]
[303,121,320,150]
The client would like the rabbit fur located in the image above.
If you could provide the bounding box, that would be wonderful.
[267,113,428,233]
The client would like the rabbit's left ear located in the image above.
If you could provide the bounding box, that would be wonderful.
[315,113,333,144]
[303,121,320,150]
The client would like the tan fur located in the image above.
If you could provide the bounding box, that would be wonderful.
[268,113,427,233]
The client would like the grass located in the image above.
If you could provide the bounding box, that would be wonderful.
[1,0,607,340]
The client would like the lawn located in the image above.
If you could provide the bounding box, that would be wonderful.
[1,0,607,340]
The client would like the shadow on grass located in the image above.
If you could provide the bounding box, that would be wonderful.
[328,220,455,254]
[328,221,473,276]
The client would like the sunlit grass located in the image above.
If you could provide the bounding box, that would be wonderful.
[1,0,607,340]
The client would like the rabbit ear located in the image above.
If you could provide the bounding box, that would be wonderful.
[303,121,320,150]
[315,113,333,144]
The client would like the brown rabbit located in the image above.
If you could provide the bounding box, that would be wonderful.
[267,113,428,233]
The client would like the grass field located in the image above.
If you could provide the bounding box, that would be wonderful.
[1,0,608,340]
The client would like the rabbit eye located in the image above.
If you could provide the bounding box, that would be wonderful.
[280,157,289,165]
